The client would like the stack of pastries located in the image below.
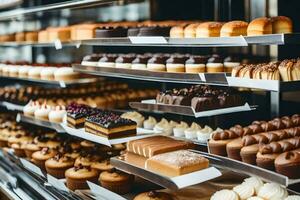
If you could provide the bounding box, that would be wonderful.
[170,16,292,38]
[156,85,243,112]
[232,59,300,81]
[208,114,300,178]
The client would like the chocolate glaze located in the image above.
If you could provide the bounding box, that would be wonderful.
[147,56,167,64]
[95,26,128,38]
[185,55,207,64]
[224,56,240,63]
[98,54,118,63]
[132,55,150,64]
[82,54,103,62]
[207,55,223,63]
[166,56,186,64]
[115,55,135,63]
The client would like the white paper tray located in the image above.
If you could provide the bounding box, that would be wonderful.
[110,156,221,190]
[61,123,155,147]
[130,100,255,118]
[0,101,24,111]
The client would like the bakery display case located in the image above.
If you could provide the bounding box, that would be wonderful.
[1,0,300,200]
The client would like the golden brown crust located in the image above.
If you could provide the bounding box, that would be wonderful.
[196,22,224,37]
[247,17,272,36]
[220,21,248,37]
[271,16,293,34]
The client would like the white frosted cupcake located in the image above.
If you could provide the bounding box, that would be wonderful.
[34,103,52,121]
[8,65,19,77]
[48,106,66,123]
[40,67,58,81]
[197,125,213,142]
[184,122,201,139]
[28,67,43,79]
[257,183,288,200]
[143,116,157,130]
[153,118,172,136]
[173,121,189,137]
[211,190,239,200]
[18,66,32,78]
[121,111,145,128]
[233,184,255,200]
[23,101,40,117]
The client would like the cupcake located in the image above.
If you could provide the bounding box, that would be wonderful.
[45,154,75,179]
[99,168,134,194]
[74,154,103,167]
[48,105,66,123]
[185,55,207,73]
[23,101,40,117]
[206,55,224,73]
[197,125,213,142]
[18,66,32,78]
[65,165,99,190]
[34,103,52,121]
[147,55,167,72]
[153,118,172,135]
[143,116,157,130]
[31,147,57,170]
[121,111,145,128]
[11,143,27,157]
[91,159,114,173]
[28,67,43,79]
[115,55,135,69]
[184,122,201,139]
[40,67,58,81]
[173,121,189,137]
[166,55,186,73]
[134,191,174,200]
[0,131,9,147]
[81,54,103,66]
[23,141,41,158]
[131,55,150,70]
[98,54,118,68]
[223,56,240,73]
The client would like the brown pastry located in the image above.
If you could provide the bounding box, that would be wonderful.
[247,17,272,36]
[275,151,300,178]
[220,21,248,37]
[271,16,293,34]
[169,26,184,38]
[184,23,200,38]
[31,147,57,170]
[279,59,294,81]
[226,138,243,160]
[45,154,75,178]
[240,144,260,165]
[196,22,224,37]
[208,130,238,156]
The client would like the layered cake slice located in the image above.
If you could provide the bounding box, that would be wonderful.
[84,112,137,139]
[66,103,97,128]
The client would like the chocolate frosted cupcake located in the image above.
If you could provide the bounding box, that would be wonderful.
[99,168,134,194]
[45,154,75,178]
[131,55,150,70]
[166,55,186,73]
[224,56,241,73]
[95,27,128,38]
[115,54,135,69]
[185,55,207,73]
[81,54,103,66]
[206,55,224,73]
[65,165,99,190]
[98,54,118,68]
[147,55,167,72]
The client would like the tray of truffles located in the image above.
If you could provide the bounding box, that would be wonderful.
[111,136,222,190]
[130,85,255,118]
[0,62,101,88]
[62,103,156,147]
[207,114,300,186]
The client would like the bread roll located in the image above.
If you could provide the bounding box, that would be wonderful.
[220,20,248,37]
[247,17,272,36]
[271,16,293,34]
[169,26,184,38]
[184,23,200,38]
[196,22,223,37]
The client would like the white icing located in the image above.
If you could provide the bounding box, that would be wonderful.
[23,101,40,116]
[197,125,213,142]
[233,184,255,200]
[34,104,52,120]
[143,116,157,130]
[247,197,264,200]
[285,195,300,200]
[258,183,288,200]
[131,64,147,70]
[18,66,32,77]
[54,67,78,76]
[115,63,132,69]
[28,67,43,78]
[40,67,58,80]
[173,121,189,137]
[48,106,66,123]
[242,177,264,195]
[153,118,172,136]
[184,123,201,139]
[121,111,144,127]
[81,61,99,66]
[98,62,115,67]
[211,190,239,200]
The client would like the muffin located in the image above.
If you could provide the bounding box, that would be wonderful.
[134,191,174,200]
[31,147,57,170]
[99,168,134,194]
[74,154,103,167]
[91,159,114,173]
[23,141,41,158]
[45,154,75,179]
[11,143,27,157]
[65,165,99,190]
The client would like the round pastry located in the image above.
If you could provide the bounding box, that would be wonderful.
[257,183,288,200]
[242,176,263,194]
[220,21,248,37]
[74,154,102,167]
[197,125,213,143]
[271,16,293,34]
[45,154,75,178]
[11,143,27,157]
[18,66,32,78]
[23,101,40,117]
[224,56,241,73]
[28,67,43,79]
[2,66,10,76]
[166,55,186,73]
[134,191,174,200]
[185,55,207,73]
[275,151,300,179]
[31,147,57,170]
[196,22,224,38]
[143,116,157,130]
[147,56,167,72]
[170,26,184,38]
[173,121,189,137]
[184,122,201,139]
[246,197,264,200]
[65,165,99,190]
[210,189,239,200]
[0,131,9,147]
[34,104,52,121]
[206,55,224,73]
[23,141,41,158]
[153,118,172,135]
[98,54,117,67]
[132,55,150,70]
[233,184,255,200]
[247,17,272,36]
[48,105,66,123]
[90,159,114,173]
[40,67,58,80]
[7,134,32,148]
[54,67,79,81]
[184,23,200,38]
[81,54,103,66]
[99,168,134,194]
[80,140,96,152]
[115,55,135,69]
[285,195,300,200]
[121,111,144,127]
[8,65,19,77]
